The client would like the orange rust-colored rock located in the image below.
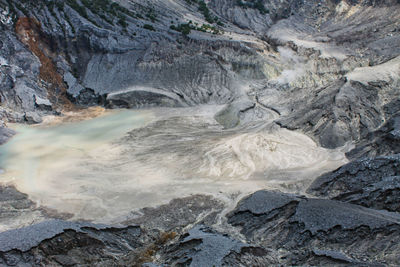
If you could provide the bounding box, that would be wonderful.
[15,17,74,111]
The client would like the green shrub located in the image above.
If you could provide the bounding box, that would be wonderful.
[198,1,214,23]
[56,1,64,11]
[143,24,155,31]
[171,21,222,36]
[67,0,89,19]
[236,0,269,14]
[64,13,76,34]
[170,23,191,35]
[184,0,198,4]
[146,13,156,22]
[14,1,29,16]
[118,15,127,28]
[67,0,137,28]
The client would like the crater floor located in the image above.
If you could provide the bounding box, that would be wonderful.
[0,106,347,228]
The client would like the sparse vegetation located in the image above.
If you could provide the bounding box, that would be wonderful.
[65,0,139,28]
[170,20,222,35]
[198,1,214,23]
[13,1,29,17]
[184,0,198,4]
[236,0,269,14]
[118,16,127,28]
[4,0,21,23]
[67,0,88,19]
[170,23,192,35]
[45,1,65,34]
[196,23,222,34]
[145,7,157,22]
[55,1,64,11]
[173,0,225,34]
[66,0,101,27]
[64,13,76,34]
[3,0,224,36]
[143,24,155,31]
[133,232,177,266]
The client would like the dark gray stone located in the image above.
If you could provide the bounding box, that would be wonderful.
[275,80,392,149]
[34,95,52,110]
[307,154,400,211]
[233,190,299,215]
[291,198,400,234]
[0,219,148,267]
[312,249,355,263]
[214,99,255,128]
[123,195,224,231]
[70,88,103,107]
[0,220,118,252]
[24,112,42,124]
[106,87,184,109]
[156,225,275,267]
[228,190,400,266]
[347,112,400,159]
[163,225,246,267]
[0,127,14,145]
[335,176,400,212]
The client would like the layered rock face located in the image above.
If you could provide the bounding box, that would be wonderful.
[227,190,400,266]
[0,0,398,147]
[308,154,400,212]
[0,0,399,266]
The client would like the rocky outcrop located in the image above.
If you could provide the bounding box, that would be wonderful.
[139,189,400,266]
[307,154,400,212]
[0,185,37,233]
[347,111,400,159]
[0,220,273,267]
[274,79,392,148]
[0,185,71,233]
[154,225,275,266]
[0,0,278,117]
[0,24,51,121]
[258,0,400,148]
[0,0,399,150]
[227,190,400,266]
[214,99,255,128]
[14,17,72,110]
[0,220,153,267]
[0,193,225,267]
[1,187,400,266]
[106,86,185,108]
[123,195,224,232]
[0,127,14,145]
